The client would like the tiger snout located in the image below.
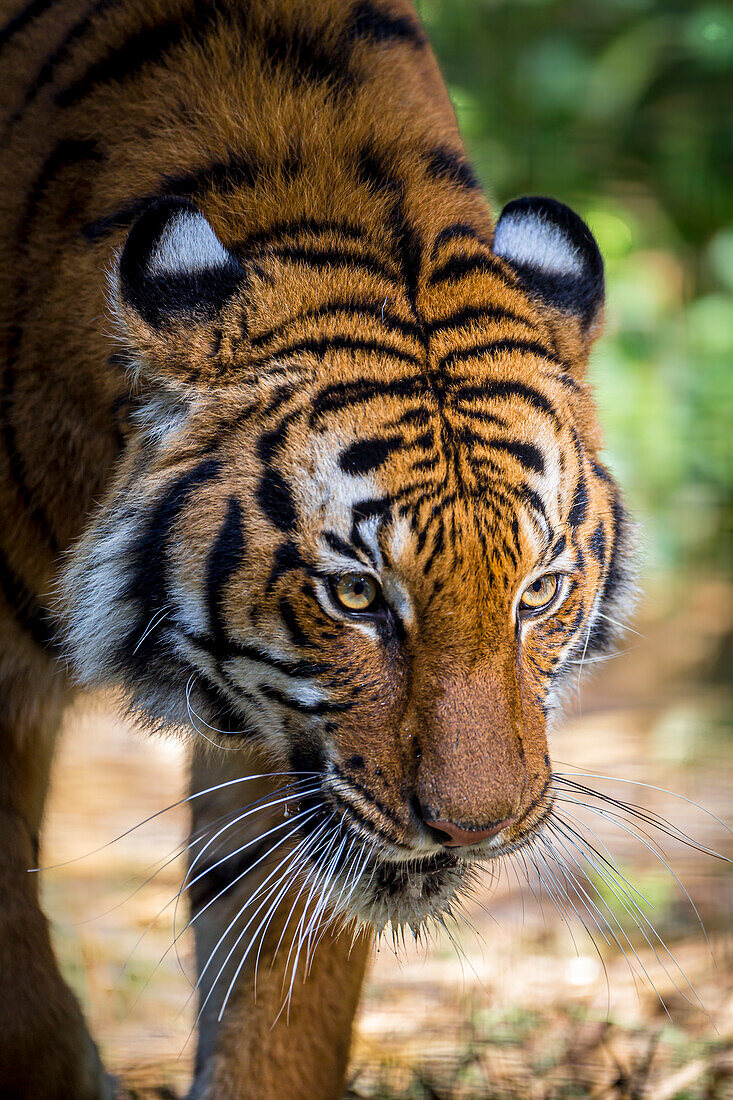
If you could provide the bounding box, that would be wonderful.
[329,656,551,872]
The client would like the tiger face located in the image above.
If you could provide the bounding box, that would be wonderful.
[59,195,633,930]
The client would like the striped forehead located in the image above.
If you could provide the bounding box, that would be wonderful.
[291,383,578,572]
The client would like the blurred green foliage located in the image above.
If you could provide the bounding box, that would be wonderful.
[420,0,733,574]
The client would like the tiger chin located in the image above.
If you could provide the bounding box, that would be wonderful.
[0,0,636,1097]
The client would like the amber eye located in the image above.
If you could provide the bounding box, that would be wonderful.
[333,573,381,613]
[519,573,561,615]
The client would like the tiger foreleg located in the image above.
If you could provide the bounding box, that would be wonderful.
[187,746,370,1100]
[0,680,111,1100]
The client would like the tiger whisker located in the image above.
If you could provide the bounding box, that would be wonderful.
[549,798,657,907]
[551,773,733,854]
[526,845,585,955]
[575,602,595,714]
[259,825,339,1000]
[534,836,613,1015]
[566,645,639,665]
[178,828,324,1056]
[542,821,652,1009]
[171,794,323,983]
[547,816,705,1017]
[192,811,326,1009]
[553,801,712,958]
[78,804,243,928]
[310,839,372,962]
[128,804,322,1012]
[281,829,349,1013]
[301,833,352,969]
[132,606,170,654]
[180,785,322,907]
[186,673,249,750]
[112,805,255,986]
[215,818,337,1024]
[277,827,341,1003]
[596,611,647,639]
[28,770,318,872]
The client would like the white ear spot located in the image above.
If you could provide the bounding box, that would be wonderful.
[148,211,231,276]
[493,212,583,278]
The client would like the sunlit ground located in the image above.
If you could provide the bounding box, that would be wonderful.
[42,577,733,1099]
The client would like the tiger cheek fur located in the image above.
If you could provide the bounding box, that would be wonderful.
[0,0,637,1095]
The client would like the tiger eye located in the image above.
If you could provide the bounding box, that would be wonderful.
[333,573,380,612]
[519,573,560,613]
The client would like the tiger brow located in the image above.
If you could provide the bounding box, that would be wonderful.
[322,531,371,568]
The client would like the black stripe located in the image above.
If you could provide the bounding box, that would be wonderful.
[260,17,356,93]
[0,0,57,51]
[440,339,559,372]
[549,533,567,560]
[427,253,509,287]
[339,435,403,475]
[424,146,479,191]
[56,0,222,107]
[241,217,369,251]
[354,142,424,317]
[257,467,297,533]
[279,596,312,649]
[324,531,359,560]
[256,410,301,467]
[124,458,221,664]
[424,304,535,336]
[206,497,245,646]
[310,375,427,423]
[511,483,548,527]
[17,137,104,245]
[331,766,407,830]
[252,334,418,370]
[600,491,627,606]
[259,683,353,716]
[351,493,391,519]
[348,1,425,47]
[454,379,558,421]
[490,439,545,475]
[455,420,507,447]
[0,545,56,648]
[3,139,104,555]
[184,628,330,679]
[250,299,421,347]
[82,149,265,241]
[588,520,605,563]
[567,473,589,528]
[9,0,120,128]
[430,222,492,257]
[265,538,306,595]
[421,516,445,576]
[266,244,399,284]
[229,644,329,679]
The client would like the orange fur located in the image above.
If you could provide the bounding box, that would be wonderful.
[0,1,633,1095]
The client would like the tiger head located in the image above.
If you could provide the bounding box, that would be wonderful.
[59,194,634,930]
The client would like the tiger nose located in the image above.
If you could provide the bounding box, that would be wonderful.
[424,817,515,848]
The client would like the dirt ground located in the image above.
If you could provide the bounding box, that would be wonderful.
[41,577,733,1099]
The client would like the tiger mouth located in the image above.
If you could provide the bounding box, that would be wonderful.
[289,785,550,929]
[292,805,472,928]
[332,845,470,930]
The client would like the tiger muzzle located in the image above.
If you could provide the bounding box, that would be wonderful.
[409,656,548,849]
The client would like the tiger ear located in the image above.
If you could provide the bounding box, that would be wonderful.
[114,197,245,386]
[493,196,604,373]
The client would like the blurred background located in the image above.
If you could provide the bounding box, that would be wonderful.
[42,1,732,1096]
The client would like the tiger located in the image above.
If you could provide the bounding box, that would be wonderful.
[0,0,635,1096]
